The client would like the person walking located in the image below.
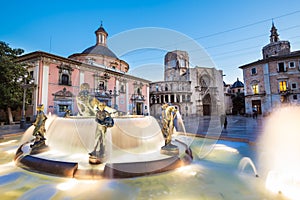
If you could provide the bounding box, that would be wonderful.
[252,106,258,119]
[223,116,228,129]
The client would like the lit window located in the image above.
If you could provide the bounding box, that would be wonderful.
[252,84,259,94]
[279,81,287,92]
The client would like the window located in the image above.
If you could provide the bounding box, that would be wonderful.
[291,83,297,90]
[98,81,105,90]
[182,95,186,102]
[252,84,259,94]
[165,85,168,91]
[251,68,257,75]
[187,95,191,102]
[120,83,125,93]
[61,74,69,85]
[58,64,73,86]
[277,62,286,72]
[167,60,176,68]
[59,105,69,112]
[289,61,295,68]
[180,59,186,67]
[293,95,298,100]
[279,81,287,92]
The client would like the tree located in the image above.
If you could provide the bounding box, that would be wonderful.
[231,92,245,115]
[0,41,27,124]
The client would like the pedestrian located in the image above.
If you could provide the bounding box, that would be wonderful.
[224,116,228,129]
[252,106,258,119]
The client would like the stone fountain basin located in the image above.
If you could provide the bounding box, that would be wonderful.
[14,115,193,179]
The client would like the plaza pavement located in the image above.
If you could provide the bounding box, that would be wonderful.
[0,115,265,143]
[182,115,265,143]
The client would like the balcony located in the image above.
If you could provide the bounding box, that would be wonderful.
[245,91,266,97]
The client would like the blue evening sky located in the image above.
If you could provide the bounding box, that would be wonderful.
[1,0,300,83]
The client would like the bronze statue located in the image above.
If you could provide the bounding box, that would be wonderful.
[160,103,179,156]
[64,109,71,118]
[161,103,169,143]
[30,104,48,150]
[163,105,177,146]
[89,101,114,161]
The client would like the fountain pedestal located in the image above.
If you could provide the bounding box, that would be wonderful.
[89,152,106,164]
[160,143,179,156]
[30,140,49,155]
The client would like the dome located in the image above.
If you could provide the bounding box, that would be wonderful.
[82,45,118,58]
[231,78,244,88]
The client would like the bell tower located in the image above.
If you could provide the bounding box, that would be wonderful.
[164,50,190,81]
[262,22,290,59]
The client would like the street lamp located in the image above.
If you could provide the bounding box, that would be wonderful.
[109,87,119,110]
[17,74,35,129]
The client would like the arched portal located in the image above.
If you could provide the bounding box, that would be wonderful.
[202,94,211,116]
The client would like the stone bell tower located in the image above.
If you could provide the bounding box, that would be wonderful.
[164,50,190,81]
[262,22,291,59]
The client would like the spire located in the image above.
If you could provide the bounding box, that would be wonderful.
[95,21,108,46]
[270,21,279,43]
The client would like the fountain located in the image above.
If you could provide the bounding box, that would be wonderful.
[14,114,193,179]
[1,100,297,199]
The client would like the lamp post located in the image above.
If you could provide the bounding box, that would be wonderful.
[110,87,119,110]
[18,74,35,129]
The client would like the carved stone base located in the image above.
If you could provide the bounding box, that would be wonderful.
[89,155,106,164]
[160,143,179,156]
[30,141,49,155]
[89,151,106,164]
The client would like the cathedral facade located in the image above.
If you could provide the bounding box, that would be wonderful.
[149,50,225,117]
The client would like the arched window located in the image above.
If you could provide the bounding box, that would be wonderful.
[165,84,168,91]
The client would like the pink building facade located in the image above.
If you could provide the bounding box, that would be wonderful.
[17,24,150,119]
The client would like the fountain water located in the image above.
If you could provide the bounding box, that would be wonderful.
[238,157,259,177]
[258,105,300,200]
[14,114,193,178]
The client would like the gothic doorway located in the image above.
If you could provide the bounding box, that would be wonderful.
[203,94,211,116]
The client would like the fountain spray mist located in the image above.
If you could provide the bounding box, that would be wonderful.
[258,105,300,200]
